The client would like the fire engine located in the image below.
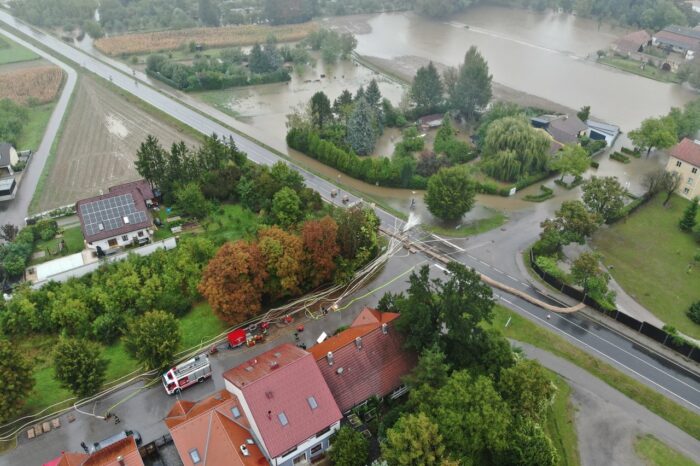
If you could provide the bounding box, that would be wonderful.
[162,353,212,395]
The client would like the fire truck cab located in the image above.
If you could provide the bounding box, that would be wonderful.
[162,353,212,395]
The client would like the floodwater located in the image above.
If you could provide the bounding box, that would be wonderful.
[351,5,697,131]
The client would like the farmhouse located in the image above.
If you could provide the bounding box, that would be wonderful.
[665,138,700,200]
[611,30,651,55]
[43,436,144,466]
[76,180,155,254]
[310,308,417,413]
[0,143,18,201]
[222,344,342,466]
[531,114,587,145]
[653,25,700,59]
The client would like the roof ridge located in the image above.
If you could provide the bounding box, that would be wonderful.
[239,348,311,388]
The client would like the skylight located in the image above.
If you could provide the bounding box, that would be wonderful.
[278,412,289,426]
[307,396,318,410]
[189,449,201,464]
[231,406,241,418]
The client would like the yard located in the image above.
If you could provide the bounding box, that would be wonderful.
[591,195,700,339]
[0,35,39,65]
[22,301,226,415]
[15,103,55,152]
[598,56,682,84]
[29,226,84,265]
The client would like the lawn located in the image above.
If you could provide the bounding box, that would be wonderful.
[487,304,700,440]
[20,302,227,416]
[598,56,682,84]
[15,103,55,152]
[423,209,507,238]
[543,370,580,466]
[203,203,259,244]
[634,434,698,466]
[30,226,85,265]
[0,35,39,65]
[591,195,700,338]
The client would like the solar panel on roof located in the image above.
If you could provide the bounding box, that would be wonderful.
[81,193,149,237]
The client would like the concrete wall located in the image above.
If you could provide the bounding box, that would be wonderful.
[87,228,151,251]
[666,155,700,200]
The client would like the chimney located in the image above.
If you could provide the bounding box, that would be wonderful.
[355,336,362,349]
[240,444,250,457]
[327,351,334,366]
[117,456,125,466]
[267,410,272,420]
[381,323,388,335]
[270,361,279,370]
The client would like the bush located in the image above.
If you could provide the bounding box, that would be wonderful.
[609,152,630,164]
[524,185,554,202]
[35,219,58,241]
[534,255,569,283]
[620,147,640,157]
[590,161,600,169]
[688,301,700,325]
[92,312,124,344]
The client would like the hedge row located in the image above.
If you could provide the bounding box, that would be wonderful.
[610,151,631,164]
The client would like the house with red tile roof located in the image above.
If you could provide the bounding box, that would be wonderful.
[310,308,417,413]
[47,436,144,466]
[666,138,700,200]
[165,390,267,466]
[222,344,342,466]
[611,30,651,55]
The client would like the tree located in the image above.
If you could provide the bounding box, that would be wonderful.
[310,91,333,130]
[679,197,699,231]
[328,426,368,466]
[425,166,476,222]
[628,117,677,156]
[405,344,451,389]
[198,0,220,26]
[414,0,471,18]
[0,339,34,423]
[0,223,19,241]
[135,134,166,189]
[175,182,210,219]
[198,240,268,324]
[301,216,339,288]
[271,187,303,228]
[497,360,555,423]
[446,46,492,120]
[540,200,601,247]
[346,97,376,155]
[123,310,181,371]
[333,89,354,125]
[577,105,591,122]
[258,227,304,299]
[382,413,447,466]
[482,116,550,181]
[551,144,589,181]
[395,265,441,352]
[53,338,107,398]
[0,99,29,147]
[500,418,559,466]
[334,206,379,264]
[571,252,611,298]
[411,61,444,115]
[365,79,382,113]
[687,301,700,325]
[662,171,682,206]
[582,176,626,222]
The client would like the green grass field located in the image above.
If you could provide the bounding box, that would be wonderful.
[15,103,55,152]
[0,35,39,65]
[488,304,700,440]
[30,226,84,265]
[543,370,580,466]
[592,195,700,338]
[634,434,698,466]
[598,56,682,84]
[203,203,259,244]
[423,210,507,238]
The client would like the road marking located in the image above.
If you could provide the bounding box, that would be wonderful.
[478,260,489,266]
[506,274,518,281]
[465,241,491,251]
[493,267,505,274]
[500,296,700,409]
[430,234,465,252]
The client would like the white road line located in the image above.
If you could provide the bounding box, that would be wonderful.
[500,296,700,404]
[493,267,505,274]
[430,234,465,252]
[478,260,489,266]
[465,241,491,251]
[506,274,518,281]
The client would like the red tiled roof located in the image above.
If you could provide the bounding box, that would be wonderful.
[222,344,342,459]
[57,452,88,466]
[166,390,266,466]
[655,30,700,51]
[311,310,416,413]
[613,30,650,53]
[670,138,700,167]
[76,179,154,244]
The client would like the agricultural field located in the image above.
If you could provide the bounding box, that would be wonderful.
[0,34,39,65]
[0,65,64,104]
[32,76,198,213]
[94,22,318,56]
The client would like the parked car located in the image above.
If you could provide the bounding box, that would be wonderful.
[89,429,142,453]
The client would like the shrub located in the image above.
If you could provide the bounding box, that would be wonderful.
[590,161,600,169]
[609,152,630,163]
[92,312,124,344]
[534,255,569,283]
[688,301,700,325]
[35,219,58,241]
[524,185,554,202]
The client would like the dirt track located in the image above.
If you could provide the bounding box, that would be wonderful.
[34,76,197,212]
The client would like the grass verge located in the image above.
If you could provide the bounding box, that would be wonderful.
[591,194,700,339]
[543,370,580,466]
[634,434,698,466]
[488,304,700,440]
[422,210,507,237]
[15,103,56,152]
[598,57,682,84]
[0,34,39,65]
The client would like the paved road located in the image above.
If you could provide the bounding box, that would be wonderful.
[0,7,697,422]
[0,27,77,226]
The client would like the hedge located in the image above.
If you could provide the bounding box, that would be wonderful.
[610,152,630,164]
[524,184,554,202]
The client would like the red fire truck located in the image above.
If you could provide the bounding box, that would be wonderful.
[162,353,212,395]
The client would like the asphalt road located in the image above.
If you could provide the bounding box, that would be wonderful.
[0,27,77,227]
[0,5,697,429]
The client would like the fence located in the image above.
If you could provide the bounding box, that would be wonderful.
[530,250,700,363]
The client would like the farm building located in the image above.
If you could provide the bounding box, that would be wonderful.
[76,180,155,254]
[652,25,700,59]
[611,30,651,55]
[531,114,587,145]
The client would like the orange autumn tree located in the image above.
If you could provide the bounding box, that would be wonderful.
[301,216,339,288]
[258,226,304,301]
[198,240,268,324]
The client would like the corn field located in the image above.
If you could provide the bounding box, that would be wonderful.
[95,22,318,56]
[0,66,64,104]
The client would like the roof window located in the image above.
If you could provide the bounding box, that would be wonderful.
[278,412,289,426]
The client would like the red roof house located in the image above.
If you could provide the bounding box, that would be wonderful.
[222,344,342,465]
[310,308,417,413]
[669,138,700,167]
[50,436,144,466]
[165,390,267,466]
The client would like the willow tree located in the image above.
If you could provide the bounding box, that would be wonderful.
[482,116,551,182]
